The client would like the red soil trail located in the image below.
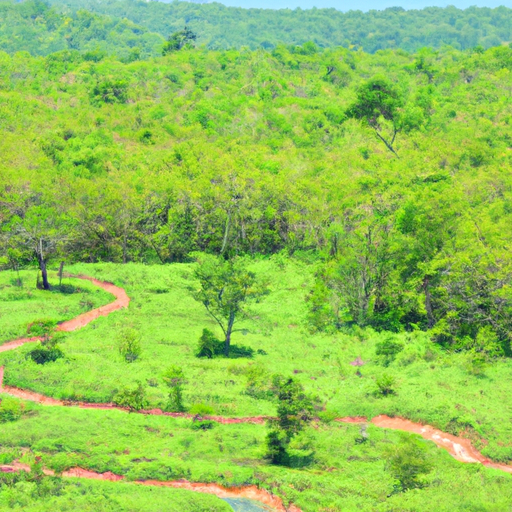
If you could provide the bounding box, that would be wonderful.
[0,274,129,354]
[337,416,512,474]
[0,462,300,512]
[1,274,512,481]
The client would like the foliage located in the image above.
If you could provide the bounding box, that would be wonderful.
[27,318,57,340]
[27,0,512,54]
[375,337,404,366]
[162,365,186,412]
[27,344,64,365]
[386,436,433,491]
[0,397,24,423]
[266,377,314,465]
[196,328,223,359]
[347,77,405,155]
[162,27,197,55]
[375,373,397,396]
[113,381,148,411]
[188,403,215,416]
[193,255,267,357]
[118,328,142,363]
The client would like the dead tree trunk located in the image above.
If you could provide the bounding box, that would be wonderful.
[36,238,50,290]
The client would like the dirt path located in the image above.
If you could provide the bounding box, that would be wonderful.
[0,271,511,510]
[0,275,129,354]
[0,462,299,512]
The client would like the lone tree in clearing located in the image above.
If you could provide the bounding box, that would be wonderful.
[192,254,267,357]
[266,376,315,465]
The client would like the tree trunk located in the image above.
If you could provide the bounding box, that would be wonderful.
[423,277,435,328]
[38,254,50,290]
[37,238,50,290]
[224,312,236,357]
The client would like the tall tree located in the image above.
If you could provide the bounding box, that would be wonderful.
[192,254,267,356]
[347,77,404,156]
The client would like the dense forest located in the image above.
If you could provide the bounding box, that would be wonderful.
[2,0,512,57]
[2,41,512,352]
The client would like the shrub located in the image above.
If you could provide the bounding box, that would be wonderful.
[113,381,148,411]
[375,337,404,366]
[27,319,57,340]
[191,419,215,430]
[386,436,433,491]
[375,373,397,396]
[91,79,128,104]
[266,377,314,466]
[118,328,142,363]
[27,343,64,365]
[196,328,223,358]
[196,328,254,359]
[0,397,25,423]
[163,366,186,412]
[189,403,215,416]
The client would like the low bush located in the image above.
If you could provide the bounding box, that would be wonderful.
[118,328,142,363]
[113,381,148,411]
[27,344,64,365]
[196,328,254,359]
[375,373,397,396]
[0,397,25,423]
[375,336,404,366]
[27,318,57,339]
[189,403,215,416]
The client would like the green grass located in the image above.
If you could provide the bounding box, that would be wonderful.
[2,260,512,510]
[0,270,113,344]
[0,398,511,512]
[1,259,512,462]
[0,473,231,511]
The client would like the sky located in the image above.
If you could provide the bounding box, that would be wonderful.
[208,0,512,9]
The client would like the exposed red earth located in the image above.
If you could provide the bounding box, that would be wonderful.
[0,462,299,512]
[0,273,511,512]
[0,274,130,354]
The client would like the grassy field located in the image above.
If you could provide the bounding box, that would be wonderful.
[0,468,232,511]
[0,270,113,344]
[0,398,511,511]
[1,260,512,510]
[1,259,512,464]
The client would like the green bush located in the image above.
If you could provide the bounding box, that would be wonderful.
[189,403,215,416]
[191,419,215,430]
[0,397,24,423]
[27,318,57,339]
[386,436,433,491]
[196,328,223,358]
[113,381,148,411]
[375,373,397,396]
[163,366,186,412]
[375,337,404,366]
[27,345,64,365]
[118,328,142,363]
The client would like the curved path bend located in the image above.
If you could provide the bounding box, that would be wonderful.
[0,273,511,512]
[0,462,298,512]
[0,275,130,354]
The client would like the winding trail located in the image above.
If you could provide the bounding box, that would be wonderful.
[0,275,130,354]
[0,273,511,511]
[0,462,296,512]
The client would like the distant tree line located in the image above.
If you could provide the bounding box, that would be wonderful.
[1,0,512,57]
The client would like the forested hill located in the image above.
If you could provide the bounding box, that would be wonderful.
[0,0,164,58]
[2,43,512,341]
[46,0,512,52]
[4,0,512,57]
